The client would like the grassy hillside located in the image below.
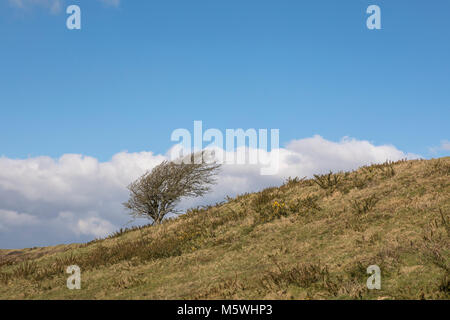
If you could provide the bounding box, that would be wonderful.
[0,158,449,300]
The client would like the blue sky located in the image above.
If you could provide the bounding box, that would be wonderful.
[0,0,449,248]
[1,0,449,160]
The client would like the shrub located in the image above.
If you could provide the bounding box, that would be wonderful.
[350,194,379,214]
[251,188,277,213]
[261,259,329,290]
[438,274,449,295]
[427,159,450,176]
[0,272,11,285]
[255,200,290,224]
[313,172,341,194]
[12,261,37,279]
[289,195,321,215]
[282,176,309,189]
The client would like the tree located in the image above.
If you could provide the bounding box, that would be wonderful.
[123,151,221,225]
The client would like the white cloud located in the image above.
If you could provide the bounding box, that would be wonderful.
[429,140,450,154]
[439,140,450,151]
[0,209,38,227]
[76,217,116,238]
[0,135,419,248]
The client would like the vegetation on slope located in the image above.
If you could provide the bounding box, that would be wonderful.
[0,157,449,299]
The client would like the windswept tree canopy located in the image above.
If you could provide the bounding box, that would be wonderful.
[123,151,221,224]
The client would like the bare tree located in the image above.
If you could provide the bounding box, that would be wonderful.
[123,151,221,225]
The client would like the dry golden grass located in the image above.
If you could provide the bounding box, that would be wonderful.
[0,157,449,299]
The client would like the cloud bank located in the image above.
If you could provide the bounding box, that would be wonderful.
[0,135,419,248]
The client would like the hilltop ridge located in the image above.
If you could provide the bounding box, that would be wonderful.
[0,157,449,299]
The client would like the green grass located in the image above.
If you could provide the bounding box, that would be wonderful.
[0,157,449,300]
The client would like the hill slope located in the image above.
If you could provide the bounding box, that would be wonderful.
[0,158,449,299]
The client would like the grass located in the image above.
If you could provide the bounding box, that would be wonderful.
[0,157,449,300]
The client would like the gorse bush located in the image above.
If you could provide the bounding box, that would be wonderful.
[282,176,311,189]
[427,159,450,176]
[0,272,10,285]
[107,225,148,239]
[438,274,449,295]
[272,201,286,211]
[255,201,289,224]
[251,188,277,211]
[350,194,379,214]
[362,160,396,179]
[12,261,37,279]
[113,274,144,289]
[289,195,321,215]
[313,171,341,194]
[284,176,303,187]
[260,255,369,298]
[378,163,396,178]
[253,191,318,224]
[194,273,246,299]
[183,205,211,219]
[331,161,399,195]
[420,209,449,274]
[261,257,330,290]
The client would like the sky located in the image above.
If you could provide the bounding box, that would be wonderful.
[0,0,449,248]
